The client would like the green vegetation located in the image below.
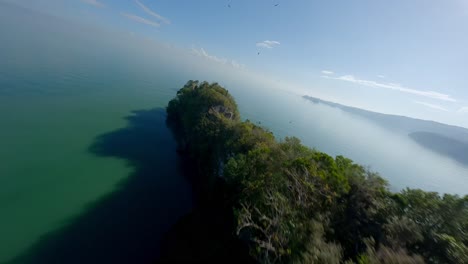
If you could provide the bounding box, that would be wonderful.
[166,81,468,264]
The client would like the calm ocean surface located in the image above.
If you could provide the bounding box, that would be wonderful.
[0,4,467,264]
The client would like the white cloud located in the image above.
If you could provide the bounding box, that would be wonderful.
[191,47,245,69]
[192,47,225,64]
[134,0,170,24]
[458,107,468,113]
[256,40,280,49]
[121,13,160,28]
[81,0,104,8]
[321,70,334,75]
[377,75,385,79]
[329,75,456,102]
[414,101,449,112]
[230,60,245,69]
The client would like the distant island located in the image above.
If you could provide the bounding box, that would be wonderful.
[303,95,468,167]
[409,132,468,167]
[158,81,468,263]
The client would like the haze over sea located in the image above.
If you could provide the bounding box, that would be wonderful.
[0,3,466,264]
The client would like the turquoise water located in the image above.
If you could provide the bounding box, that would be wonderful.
[1,4,467,264]
[0,5,197,263]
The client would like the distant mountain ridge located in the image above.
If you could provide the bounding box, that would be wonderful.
[409,132,468,166]
[303,95,468,167]
[303,95,468,143]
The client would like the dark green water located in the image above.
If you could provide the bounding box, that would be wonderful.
[0,5,198,263]
[1,3,467,264]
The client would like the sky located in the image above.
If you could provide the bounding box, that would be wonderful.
[4,0,468,128]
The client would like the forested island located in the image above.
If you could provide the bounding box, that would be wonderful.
[160,81,467,263]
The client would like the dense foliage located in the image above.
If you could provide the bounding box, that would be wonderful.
[166,81,468,264]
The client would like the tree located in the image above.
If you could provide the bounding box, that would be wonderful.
[165,80,468,264]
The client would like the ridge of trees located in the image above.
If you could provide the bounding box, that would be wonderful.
[165,80,468,264]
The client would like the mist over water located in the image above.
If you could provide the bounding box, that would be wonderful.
[0,3,466,263]
[235,89,468,195]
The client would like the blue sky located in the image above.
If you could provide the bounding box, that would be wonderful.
[6,0,468,127]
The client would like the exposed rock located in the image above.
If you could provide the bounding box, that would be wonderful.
[209,105,234,120]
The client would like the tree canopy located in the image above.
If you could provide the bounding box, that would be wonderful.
[165,80,468,264]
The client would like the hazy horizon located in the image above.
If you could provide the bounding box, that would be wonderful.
[2,0,468,128]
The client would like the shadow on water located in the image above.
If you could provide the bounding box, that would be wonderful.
[6,108,193,264]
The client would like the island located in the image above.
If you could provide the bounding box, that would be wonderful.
[160,81,467,264]
[409,132,468,167]
[303,95,468,168]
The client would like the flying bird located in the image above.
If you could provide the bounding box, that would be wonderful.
[275,4,279,6]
